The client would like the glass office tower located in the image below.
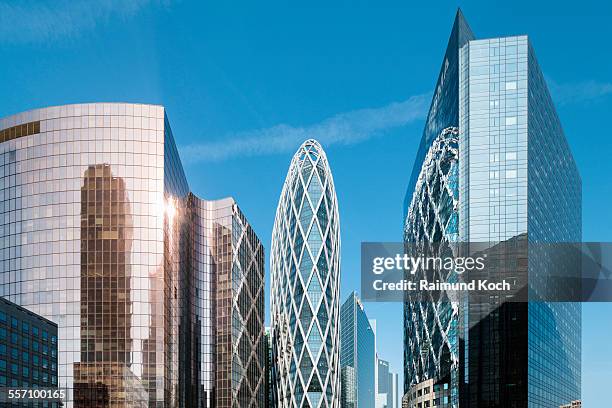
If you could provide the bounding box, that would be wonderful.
[0,103,186,407]
[376,359,398,408]
[340,292,375,408]
[190,195,266,408]
[0,103,266,408]
[340,366,357,408]
[270,139,341,408]
[404,11,581,408]
[403,11,474,407]
[265,328,273,408]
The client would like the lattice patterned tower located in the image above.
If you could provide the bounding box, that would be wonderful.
[271,140,341,408]
[190,196,266,408]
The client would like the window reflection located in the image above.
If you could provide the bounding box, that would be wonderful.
[74,164,144,406]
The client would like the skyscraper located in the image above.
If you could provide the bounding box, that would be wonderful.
[340,366,357,408]
[271,139,341,408]
[376,359,398,408]
[393,373,399,408]
[340,292,376,408]
[0,103,266,407]
[403,12,472,406]
[403,11,581,408]
[0,103,186,406]
[190,195,266,408]
[265,328,273,408]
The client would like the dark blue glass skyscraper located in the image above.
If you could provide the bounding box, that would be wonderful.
[340,292,375,408]
[404,10,581,408]
[403,11,474,408]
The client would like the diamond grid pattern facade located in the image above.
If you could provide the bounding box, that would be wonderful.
[404,127,460,406]
[404,127,460,244]
[222,201,266,408]
[191,196,266,408]
[271,139,341,408]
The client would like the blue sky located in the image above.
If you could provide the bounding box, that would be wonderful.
[1,0,611,404]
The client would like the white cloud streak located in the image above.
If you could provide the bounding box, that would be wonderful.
[0,0,159,43]
[547,78,612,106]
[179,93,431,163]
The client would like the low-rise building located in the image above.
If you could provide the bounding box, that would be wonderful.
[0,296,59,403]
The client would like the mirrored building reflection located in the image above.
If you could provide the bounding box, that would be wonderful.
[190,195,266,408]
[403,10,581,408]
[0,103,265,407]
[74,164,146,406]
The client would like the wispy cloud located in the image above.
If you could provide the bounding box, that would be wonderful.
[180,93,431,163]
[0,0,159,43]
[547,78,612,106]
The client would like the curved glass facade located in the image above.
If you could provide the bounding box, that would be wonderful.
[0,103,183,406]
[270,139,341,408]
[0,103,269,408]
[403,127,460,405]
[402,12,472,406]
[0,103,268,407]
